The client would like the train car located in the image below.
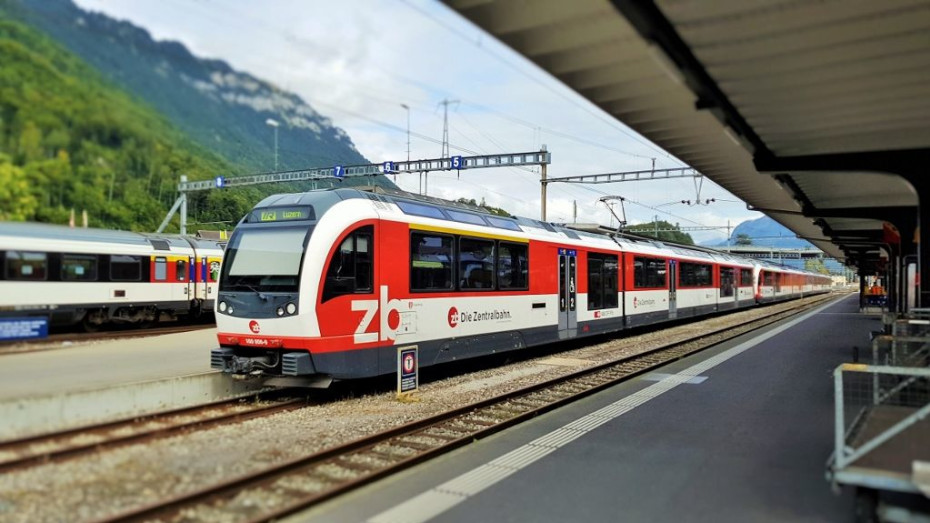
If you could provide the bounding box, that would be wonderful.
[0,222,224,332]
[211,188,832,386]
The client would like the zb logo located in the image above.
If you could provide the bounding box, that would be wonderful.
[351,286,404,344]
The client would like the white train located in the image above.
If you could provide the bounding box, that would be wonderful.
[0,222,224,333]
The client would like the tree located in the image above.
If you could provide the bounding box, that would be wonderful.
[805,258,831,275]
[0,155,37,220]
[735,233,752,245]
[625,220,694,245]
[455,197,512,217]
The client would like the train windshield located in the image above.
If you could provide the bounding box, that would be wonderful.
[220,226,312,293]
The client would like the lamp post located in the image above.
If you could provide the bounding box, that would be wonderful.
[265,118,279,171]
[400,104,410,162]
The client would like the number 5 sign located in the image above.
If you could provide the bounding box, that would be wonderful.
[450,156,463,170]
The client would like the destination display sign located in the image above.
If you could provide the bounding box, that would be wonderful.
[248,206,315,223]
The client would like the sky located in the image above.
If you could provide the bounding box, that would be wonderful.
[72,0,762,244]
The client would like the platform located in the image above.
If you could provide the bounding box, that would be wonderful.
[296,294,878,522]
[0,328,265,439]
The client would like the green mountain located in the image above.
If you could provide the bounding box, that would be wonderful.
[14,0,387,174]
[0,15,234,229]
[0,0,396,231]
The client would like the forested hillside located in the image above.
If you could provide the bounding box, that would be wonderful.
[0,17,243,229]
[0,0,396,232]
[15,0,382,175]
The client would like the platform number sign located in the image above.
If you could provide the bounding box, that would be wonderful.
[214,176,225,188]
[397,345,419,399]
[383,161,395,174]
[333,165,345,179]
[449,155,463,170]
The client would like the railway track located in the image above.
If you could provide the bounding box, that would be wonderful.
[0,393,307,473]
[102,294,835,522]
[0,324,215,355]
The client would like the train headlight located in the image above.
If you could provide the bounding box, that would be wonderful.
[228,306,234,314]
[276,307,285,317]
[219,301,228,313]
[286,303,297,315]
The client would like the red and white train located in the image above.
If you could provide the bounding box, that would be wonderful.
[0,222,225,333]
[212,188,832,386]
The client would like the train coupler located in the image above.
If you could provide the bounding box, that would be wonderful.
[211,348,268,375]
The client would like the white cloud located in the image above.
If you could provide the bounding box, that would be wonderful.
[73,0,759,233]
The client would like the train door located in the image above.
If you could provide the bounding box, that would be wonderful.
[558,249,577,339]
[176,256,193,303]
[205,256,222,307]
[668,259,678,320]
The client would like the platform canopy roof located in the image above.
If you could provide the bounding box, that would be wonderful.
[445,0,930,270]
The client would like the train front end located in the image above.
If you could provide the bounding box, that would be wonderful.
[211,191,348,387]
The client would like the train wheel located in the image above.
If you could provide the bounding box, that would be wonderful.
[81,315,101,333]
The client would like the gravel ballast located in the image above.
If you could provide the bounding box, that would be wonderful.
[0,295,836,522]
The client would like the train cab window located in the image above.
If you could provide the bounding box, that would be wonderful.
[588,253,619,310]
[154,257,168,281]
[110,255,142,281]
[459,237,495,290]
[633,256,666,288]
[740,268,753,286]
[498,242,528,290]
[61,254,97,281]
[720,267,735,297]
[679,262,712,288]
[6,251,47,281]
[323,226,373,302]
[176,260,187,281]
[410,232,453,291]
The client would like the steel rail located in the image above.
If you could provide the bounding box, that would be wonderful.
[101,294,835,522]
[0,393,307,473]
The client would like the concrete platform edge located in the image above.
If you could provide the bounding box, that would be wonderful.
[0,372,268,440]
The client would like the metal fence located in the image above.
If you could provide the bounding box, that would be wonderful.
[832,363,930,493]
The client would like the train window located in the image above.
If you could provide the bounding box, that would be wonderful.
[679,262,712,288]
[720,267,735,297]
[498,242,529,290]
[61,254,97,281]
[588,253,618,310]
[459,237,495,290]
[762,272,775,287]
[633,256,666,289]
[486,216,522,232]
[6,251,48,281]
[176,260,187,281]
[110,255,142,281]
[397,201,445,220]
[154,257,168,281]
[322,226,373,302]
[447,210,488,226]
[740,268,753,286]
[411,232,453,291]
